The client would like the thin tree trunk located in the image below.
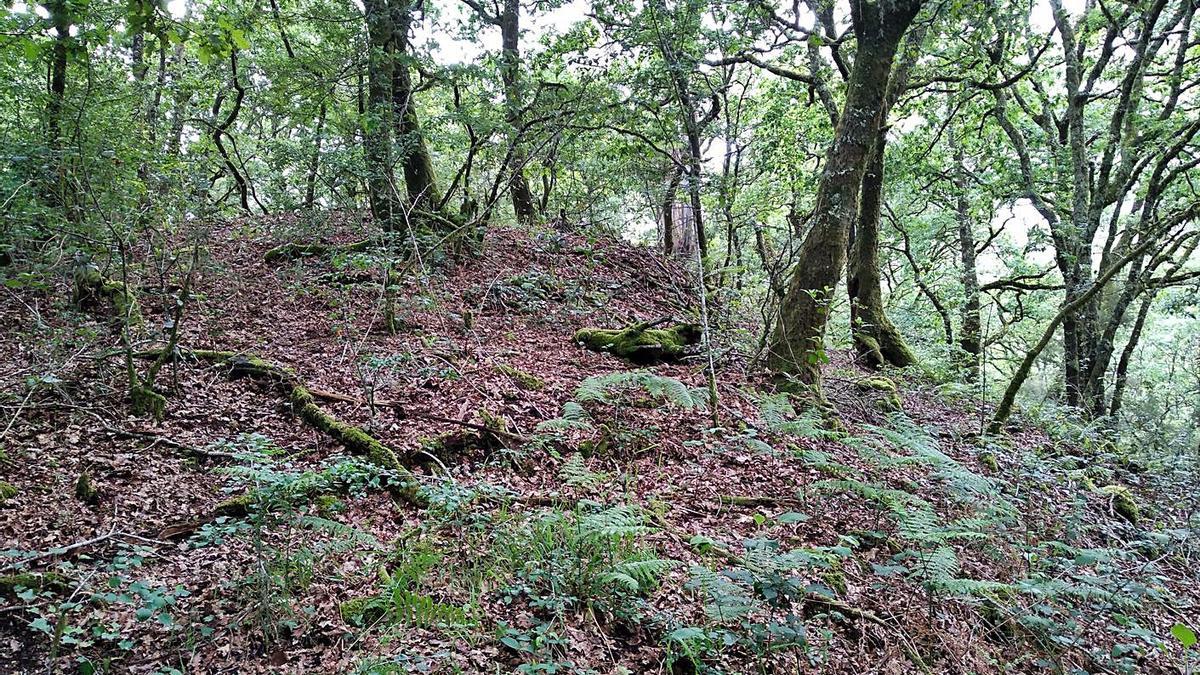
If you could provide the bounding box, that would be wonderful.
[954,144,981,380]
[990,232,1162,431]
[661,163,683,255]
[1108,293,1153,418]
[45,0,71,210]
[848,137,915,368]
[212,50,251,214]
[304,100,327,209]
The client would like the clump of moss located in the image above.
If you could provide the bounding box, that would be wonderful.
[314,494,342,515]
[74,472,99,505]
[855,376,902,412]
[0,572,68,597]
[821,559,848,595]
[573,323,701,364]
[496,363,546,391]
[979,453,999,472]
[214,493,253,518]
[131,384,166,422]
[0,481,17,504]
[1097,484,1139,524]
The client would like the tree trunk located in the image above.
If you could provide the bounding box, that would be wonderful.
[363,0,397,230]
[1108,293,1152,418]
[304,100,327,209]
[500,0,537,224]
[45,0,71,211]
[767,0,923,392]
[661,163,683,255]
[848,136,915,368]
[954,144,981,380]
[391,0,443,213]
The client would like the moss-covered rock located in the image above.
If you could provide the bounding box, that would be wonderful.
[1097,484,1139,524]
[574,323,701,364]
[0,572,69,597]
[855,376,902,412]
[74,472,99,505]
[496,363,545,391]
[0,481,17,504]
[214,494,253,518]
[979,452,999,472]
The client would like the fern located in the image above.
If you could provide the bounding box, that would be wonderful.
[388,588,475,628]
[749,391,839,440]
[575,371,698,409]
[687,565,756,622]
[537,401,593,432]
[579,504,654,540]
[603,557,674,593]
[559,453,609,489]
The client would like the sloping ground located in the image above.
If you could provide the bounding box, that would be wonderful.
[0,214,1195,674]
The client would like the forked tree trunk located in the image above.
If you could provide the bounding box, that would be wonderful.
[767,0,924,392]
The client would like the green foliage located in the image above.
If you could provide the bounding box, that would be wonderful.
[496,503,671,617]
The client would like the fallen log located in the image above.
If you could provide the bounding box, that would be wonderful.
[573,318,701,364]
[136,349,424,505]
[263,239,372,263]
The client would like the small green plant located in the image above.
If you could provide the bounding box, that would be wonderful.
[216,435,382,646]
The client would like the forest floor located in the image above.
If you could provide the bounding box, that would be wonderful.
[0,214,1195,674]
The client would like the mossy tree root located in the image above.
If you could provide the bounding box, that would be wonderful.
[144,349,424,505]
[573,321,702,365]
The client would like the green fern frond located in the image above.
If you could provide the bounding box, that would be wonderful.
[579,504,654,540]
[559,453,609,489]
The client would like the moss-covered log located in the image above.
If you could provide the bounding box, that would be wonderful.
[264,239,372,263]
[573,322,701,364]
[141,348,424,505]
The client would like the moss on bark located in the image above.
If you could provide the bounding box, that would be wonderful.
[141,349,424,505]
[574,323,701,364]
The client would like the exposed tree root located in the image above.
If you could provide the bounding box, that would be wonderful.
[263,210,468,264]
[137,348,424,505]
[305,387,529,444]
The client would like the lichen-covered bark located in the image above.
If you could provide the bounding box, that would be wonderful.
[767,0,924,394]
[848,139,915,369]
